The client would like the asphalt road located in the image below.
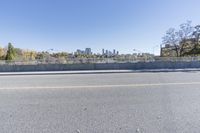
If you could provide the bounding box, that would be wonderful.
[0,71,200,133]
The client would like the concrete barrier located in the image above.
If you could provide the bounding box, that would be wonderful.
[1,61,200,72]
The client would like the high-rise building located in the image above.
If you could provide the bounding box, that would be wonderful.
[116,51,119,55]
[76,49,85,55]
[102,49,105,55]
[85,48,92,55]
[105,50,108,55]
[113,49,116,55]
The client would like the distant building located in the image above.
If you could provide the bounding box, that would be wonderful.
[141,53,154,57]
[75,48,92,55]
[85,48,92,55]
[76,49,85,55]
[108,51,112,56]
[68,53,74,58]
[102,49,105,55]
[116,51,119,55]
[102,48,119,56]
[105,50,108,55]
[113,49,116,55]
[160,45,177,57]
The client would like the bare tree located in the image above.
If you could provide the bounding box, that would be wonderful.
[178,21,194,56]
[192,25,200,52]
[162,28,180,57]
[162,21,196,57]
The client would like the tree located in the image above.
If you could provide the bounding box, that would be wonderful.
[162,28,180,57]
[5,43,16,60]
[22,49,37,60]
[178,21,194,56]
[192,25,200,52]
[0,47,6,59]
[35,52,47,60]
[162,21,198,56]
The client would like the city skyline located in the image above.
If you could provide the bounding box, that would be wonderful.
[0,0,200,55]
[75,48,120,55]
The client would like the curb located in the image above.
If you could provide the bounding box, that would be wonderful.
[0,69,200,76]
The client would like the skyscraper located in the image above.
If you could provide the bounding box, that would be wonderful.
[102,49,105,55]
[85,48,92,55]
[113,49,116,55]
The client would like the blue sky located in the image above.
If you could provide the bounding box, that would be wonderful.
[0,0,200,54]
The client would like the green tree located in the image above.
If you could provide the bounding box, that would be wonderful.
[5,43,16,60]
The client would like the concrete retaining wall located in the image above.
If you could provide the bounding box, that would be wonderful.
[0,61,200,72]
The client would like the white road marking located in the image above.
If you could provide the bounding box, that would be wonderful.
[0,72,155,78]
[0,82,200,90]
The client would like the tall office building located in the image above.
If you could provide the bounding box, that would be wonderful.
[105,50,108,55]
[116,51,119,55]
[76,49,85,55]
[113,49,116,55]
[102,49,105,55]
[85,48,92,55]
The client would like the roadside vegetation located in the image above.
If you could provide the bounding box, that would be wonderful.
[0,44,153,63]
[162,21,200,57]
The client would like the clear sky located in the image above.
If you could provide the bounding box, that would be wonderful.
[0,0,200,55]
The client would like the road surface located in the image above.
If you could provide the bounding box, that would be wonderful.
[0,71,200,133]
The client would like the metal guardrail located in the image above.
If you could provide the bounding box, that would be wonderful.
[0,56,200,65]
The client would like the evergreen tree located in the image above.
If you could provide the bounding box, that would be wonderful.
[5,43,16,60]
